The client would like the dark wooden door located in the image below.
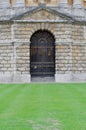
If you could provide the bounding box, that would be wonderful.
[30,30,55,77]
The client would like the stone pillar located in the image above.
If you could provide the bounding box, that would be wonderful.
[73,0,84,17]
[14,0,25,7]
[73,0,82,7]
[1,0,10,8]
[58,0,68,7]
[58,0,70,13]
[13,0,25,16]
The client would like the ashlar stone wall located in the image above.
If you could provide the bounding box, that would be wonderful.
[0,44,13,74]
[16,44,30,75]
[0,21,86,82]
[0,23,11,42]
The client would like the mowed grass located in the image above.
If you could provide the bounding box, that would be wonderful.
[0,84,86,130]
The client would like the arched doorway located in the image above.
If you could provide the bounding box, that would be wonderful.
[30,30,55,77]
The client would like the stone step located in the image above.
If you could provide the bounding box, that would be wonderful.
[31,77,55,83]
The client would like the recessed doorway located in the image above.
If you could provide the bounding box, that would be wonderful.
[30,30,55,78]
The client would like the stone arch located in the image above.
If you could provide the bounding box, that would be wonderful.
[30,29,55,44]
[28,23,56,44]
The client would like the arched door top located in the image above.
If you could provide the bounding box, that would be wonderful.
[30,30,55,45]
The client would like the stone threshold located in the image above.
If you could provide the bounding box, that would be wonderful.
[31,76,55,83]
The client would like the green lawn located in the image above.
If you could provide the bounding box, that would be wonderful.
[0,83,86,130]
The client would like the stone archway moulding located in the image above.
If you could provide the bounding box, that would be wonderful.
[28,23,57,44]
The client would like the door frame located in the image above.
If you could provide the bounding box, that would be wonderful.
[30,30,56,78]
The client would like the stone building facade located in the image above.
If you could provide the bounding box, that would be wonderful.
[0,0,86,82]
